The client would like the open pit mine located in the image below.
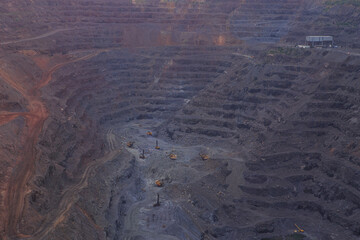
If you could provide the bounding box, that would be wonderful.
[0,0,360,239]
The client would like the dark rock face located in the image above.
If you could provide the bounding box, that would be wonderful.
[0,0,359,239]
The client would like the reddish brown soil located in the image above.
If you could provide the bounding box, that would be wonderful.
[0,51,101,239]
[0,1,359,240]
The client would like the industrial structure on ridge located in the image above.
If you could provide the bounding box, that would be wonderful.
[306,36,334,48]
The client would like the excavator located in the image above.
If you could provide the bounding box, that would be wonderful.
[127,141,134,148]
[169,153,177,160]
[294,224,304,233]
[155,180,163,187]
[200,153,210,160]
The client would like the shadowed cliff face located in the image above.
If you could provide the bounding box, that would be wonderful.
[0,0,359,240]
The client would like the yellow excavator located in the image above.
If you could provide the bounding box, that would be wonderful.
[294,224,304,233]
[200,153,210,160]
[169,153,177,160]
[155,180,163,187]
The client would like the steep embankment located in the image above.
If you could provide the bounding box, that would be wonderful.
[161,47,360,239]
[0,0,359,240]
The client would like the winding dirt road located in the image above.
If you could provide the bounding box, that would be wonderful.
[32,150,120,240]
[0,50,102,240]
[0,29,73,45]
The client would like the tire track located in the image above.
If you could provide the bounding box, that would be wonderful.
[0,50,103,240]
[0,29,74,46]
[32,150,120,240]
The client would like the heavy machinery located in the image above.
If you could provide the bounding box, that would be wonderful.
[169,153,177,160]
[127,141,134,148]
[155,140,160,150]
[200,153,210,160]
[139,149,145,159]
[155,180,163,187]
[153,193,160,207]
[147,131,153,136]
[294,224,304,233]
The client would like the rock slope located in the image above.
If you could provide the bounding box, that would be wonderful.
[0,0,359,239]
